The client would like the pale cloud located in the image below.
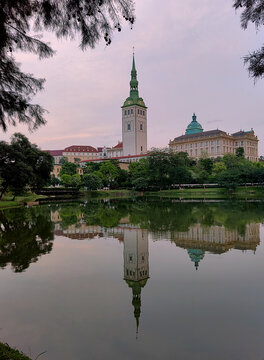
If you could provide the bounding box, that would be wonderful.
[1,0,264,154]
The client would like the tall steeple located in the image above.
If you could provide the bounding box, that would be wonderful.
[130,53,139,100]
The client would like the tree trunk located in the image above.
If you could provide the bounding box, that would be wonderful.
[0,185,8,200]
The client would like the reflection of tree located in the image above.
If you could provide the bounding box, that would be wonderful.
[0,207,54,272]
[55,199,264,235]
[59,204,82,229]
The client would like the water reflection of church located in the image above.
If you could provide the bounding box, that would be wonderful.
[50,210,260,330]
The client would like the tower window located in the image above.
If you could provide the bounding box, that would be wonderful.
[141,146,143,151]
[127,123,131,131]
[140,124,143,131]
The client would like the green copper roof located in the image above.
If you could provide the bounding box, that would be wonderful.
[185,113,203,135]
[122,54,147,108]
[187,249,205,270]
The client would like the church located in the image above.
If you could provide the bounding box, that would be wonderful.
[105,53,148,160]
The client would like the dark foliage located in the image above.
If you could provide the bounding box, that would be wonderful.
[234,0,264,79]
[0,0,135,131]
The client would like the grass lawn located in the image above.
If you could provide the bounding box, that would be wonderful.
[0,192,47,210]
[0,342,31,360]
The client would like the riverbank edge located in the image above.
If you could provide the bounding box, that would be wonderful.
[0,342,31,360]
[145,186,264,199]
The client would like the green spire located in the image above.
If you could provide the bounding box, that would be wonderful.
[122,52,147,108]
[130,53,139,100]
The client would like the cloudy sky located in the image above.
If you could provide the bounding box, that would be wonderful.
[2,0,264,154]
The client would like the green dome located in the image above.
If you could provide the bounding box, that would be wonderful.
[187,249,205,270]
[123,96,146,108]
[185,113,203,135]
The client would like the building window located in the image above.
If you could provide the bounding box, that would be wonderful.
[185,144,188,149]
[128,109,130,115]
[206,141,209,146]
[138,109,140,114]
[143,111,145,116]
[217,146,220,153]
[127,123,131,131]
[190,143,193,148]
[211,141,214,145]
[241,141,244,146]
[217,140,220,145]
[125,110,127,115]
[141,146,143,151]
[131,109,133,114]
[200,142,203,147]
[180,145,183,150]
[195,143,198,148]
[140,123,143,131]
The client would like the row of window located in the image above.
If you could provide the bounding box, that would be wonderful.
[124,109,145,116]
[63,152,96,156]
[127,123,143,131]
[173,139,256,151]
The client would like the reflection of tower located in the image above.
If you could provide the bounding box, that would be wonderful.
[187,249,205,270]
[123,228,149,336]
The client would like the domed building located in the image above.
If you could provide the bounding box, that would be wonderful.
[169,114,258,161]
[185,113,203,135]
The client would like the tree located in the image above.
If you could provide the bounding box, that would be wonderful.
[60,161,77,176]
[199,158,214,174]
[100,161,119,186]
[0,0,135,131]
[234,0,264,79]
[236,146,245,158]
[71,174,81,188]
[83,173,102,190]
[0,133,53,199]
[60,174,72,187]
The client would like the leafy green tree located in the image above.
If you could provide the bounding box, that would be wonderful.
[100,161,119,186]
[236,146,245,158]
[60,174,72,187]
[129,159,149,181]
[234,0,264,80]
[0,133,53,199]
[0,0,135,131]
[199,158,214,175]
[84,162,101,174]
[71,174,81,188]
[60,162,77,177]
[212,162,227,177]
[132,177,149,190]
[83,174,102,190]
[50,174,60,187]
[218,169,242,189]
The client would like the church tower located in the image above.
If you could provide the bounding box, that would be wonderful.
[122,54,147,156]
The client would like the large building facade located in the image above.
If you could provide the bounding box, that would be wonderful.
[169,114,258,161]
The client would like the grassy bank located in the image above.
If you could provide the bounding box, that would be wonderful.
[0,193,47,210]
[0,342,31,360]
[146,186,264,199]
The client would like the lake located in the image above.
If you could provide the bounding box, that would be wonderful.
[1,198,264,360]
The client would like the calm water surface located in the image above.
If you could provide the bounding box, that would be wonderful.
[1,198,264,360]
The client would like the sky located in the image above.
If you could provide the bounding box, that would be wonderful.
[1,0,264,154]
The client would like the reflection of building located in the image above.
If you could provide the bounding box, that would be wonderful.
[169,113,258,161]
[170,223,260,269]
[123,228,149,336]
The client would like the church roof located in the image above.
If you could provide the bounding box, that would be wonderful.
[122,53,147,109]
[113,142,123,149]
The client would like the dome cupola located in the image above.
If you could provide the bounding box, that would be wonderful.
[185,113,203,135]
